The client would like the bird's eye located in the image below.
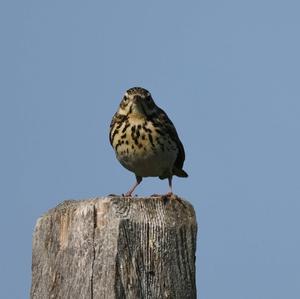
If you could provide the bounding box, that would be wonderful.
[146,96,151,102]
[123,96,128,102]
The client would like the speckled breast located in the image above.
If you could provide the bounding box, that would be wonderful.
[112,117,178,178]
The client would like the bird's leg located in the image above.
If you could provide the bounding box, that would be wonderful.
[166,176,173,196]
[124,176,142,197]
[150,176,173,197]
[164,176,186,207]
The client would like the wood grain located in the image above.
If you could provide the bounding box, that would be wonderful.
[31,196,197,299]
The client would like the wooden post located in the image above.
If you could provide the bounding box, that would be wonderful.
[31,196,197,299]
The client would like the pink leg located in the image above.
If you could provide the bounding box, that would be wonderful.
[124,176,142,196]
[150,176,173,197]
[166,176,173,196]
[166,176,186,206]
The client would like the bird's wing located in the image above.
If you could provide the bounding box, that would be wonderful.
[155,107,186,171]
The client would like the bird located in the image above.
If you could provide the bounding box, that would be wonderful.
[109,87,188,196]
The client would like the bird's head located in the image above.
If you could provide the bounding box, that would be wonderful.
[118,87,157,118]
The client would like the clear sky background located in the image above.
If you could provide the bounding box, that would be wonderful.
[1,1,300,298]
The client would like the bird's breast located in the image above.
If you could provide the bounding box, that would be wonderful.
[111,117,178,177]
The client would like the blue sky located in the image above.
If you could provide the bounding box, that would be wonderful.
[1,1,300,298]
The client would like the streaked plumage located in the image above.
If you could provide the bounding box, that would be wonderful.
[109,87,188,196]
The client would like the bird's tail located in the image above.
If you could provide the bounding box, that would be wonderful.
[173,168,188,178]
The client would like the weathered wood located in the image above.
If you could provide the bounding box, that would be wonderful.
[31,196,197,299]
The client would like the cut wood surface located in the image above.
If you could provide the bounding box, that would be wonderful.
[31,196,197,299]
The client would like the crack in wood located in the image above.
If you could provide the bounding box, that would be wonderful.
[90,203,97,299]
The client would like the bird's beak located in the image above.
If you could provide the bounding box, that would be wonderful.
[131,96,145,115]
[132,95,141,103]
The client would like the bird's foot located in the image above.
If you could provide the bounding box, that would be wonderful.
[165,193,187,207]
[122,192,138,197]
[150,193,186,207]
[122,193,130,197]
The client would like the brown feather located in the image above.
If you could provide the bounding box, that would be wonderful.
[153,108,187,176]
